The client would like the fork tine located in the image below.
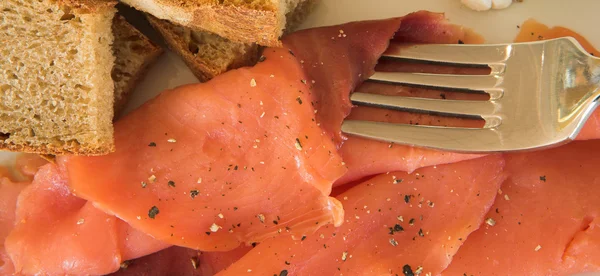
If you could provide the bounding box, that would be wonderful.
[384,43,511,68]
[369,71,503,92]
[350,92,497,117]
[341,120,502,152]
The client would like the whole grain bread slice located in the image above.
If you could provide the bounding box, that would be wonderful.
[0,0,117,155]
[38,14,163,161]
[146,15,259,82]
[145,0,315,82]
[121,0,314,46]
[112,15,163,116]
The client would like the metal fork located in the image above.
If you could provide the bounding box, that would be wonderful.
[341,37,600,152]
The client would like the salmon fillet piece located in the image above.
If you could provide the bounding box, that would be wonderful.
[283,11,488,185]
[59,47,346,252]
[0,176,26,275]
[0,154,46,275]
[443,140,600,276]
[4,164,168,275]
[216,156,505,276]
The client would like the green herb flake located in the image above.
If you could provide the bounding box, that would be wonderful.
[190,190,199,199]
[280,270,289,276]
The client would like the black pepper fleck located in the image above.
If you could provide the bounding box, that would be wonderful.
[403,264,415,276]
[168,180,176,187]
[280,270,289,276]
[148,142,156,147]
[148,206,160,219]
[540,175,546,182]
[190,190,199,199]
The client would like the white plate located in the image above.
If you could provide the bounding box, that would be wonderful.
[2,0,599,166]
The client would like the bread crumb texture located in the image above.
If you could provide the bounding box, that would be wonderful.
[147,15,258,82]
[0,0,117,155]
[121,0,307,45]
[111,15,163,114]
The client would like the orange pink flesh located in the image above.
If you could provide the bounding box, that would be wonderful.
[4,164,168,275]
[0,154,46,275]
[59,47,346,252]
[217,155,505,276]
[443,140,600,275]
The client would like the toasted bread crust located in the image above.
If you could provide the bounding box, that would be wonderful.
[112,15,164,116]
[0,141,115,156]
[122,0,284,46]
[147,15,259,82]
[55,0,117,14]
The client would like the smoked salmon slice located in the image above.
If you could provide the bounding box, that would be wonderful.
[216,156,505,276]
[4,163,168,275]
[59,47,346,252]
[0,154,46,275]
[0,173,27,275]
[443,140,600,275]
[283,11,488,185]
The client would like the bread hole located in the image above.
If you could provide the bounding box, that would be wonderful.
[60,13,75,21]
[33,114,41,120]
[2,8,12,13]
[18,62,24,68]
[0,132,10,141]
[49,60,55,66]
[47,8,53,13]
[9,73,18,80]
[23,16,32,22]
[74,84,91,91]
[131,44,145,53]
[0,84,10,93]
[68,49,78,55]
[188,42,200,55]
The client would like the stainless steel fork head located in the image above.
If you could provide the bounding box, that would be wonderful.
[342,37,600,152]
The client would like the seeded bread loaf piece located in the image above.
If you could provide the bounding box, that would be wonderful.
[0,0,117,155]
[121,0,313,46]
[112,15,163,116]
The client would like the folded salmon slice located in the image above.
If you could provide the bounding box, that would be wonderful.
[0,154,47,275]
[59,47,346,251]
[216,156,505,276]
[0,173,26,275]
[4,164,168,275]
[442,140,600,276]
[283,11,489,185]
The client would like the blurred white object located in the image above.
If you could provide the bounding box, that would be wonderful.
[461,0,492,11]
[492,0,513,9]
[461,0,512,11]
